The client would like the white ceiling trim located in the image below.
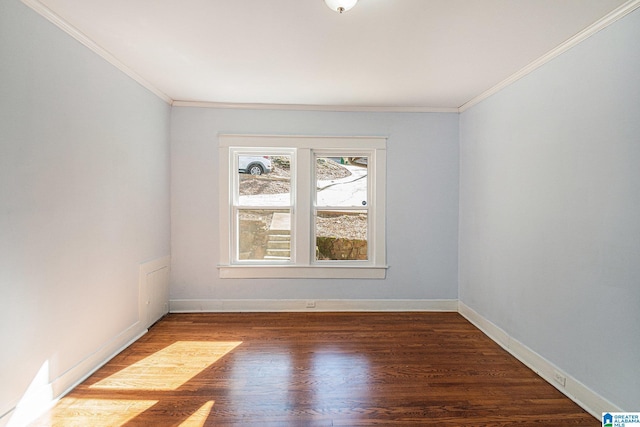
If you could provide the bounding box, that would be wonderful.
[21,0,173,104]
[171,100,458,113]
[459,0,640,112]
[21,0,639,113]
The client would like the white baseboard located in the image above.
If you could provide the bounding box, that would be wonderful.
[50,322,147,398]
[170,298,459,313]
[1,322,147,427]
[457,301,620,419]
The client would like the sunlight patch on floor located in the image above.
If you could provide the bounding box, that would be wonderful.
[32,398,158,426]
[91,341,242,390]
[178,400,215,427]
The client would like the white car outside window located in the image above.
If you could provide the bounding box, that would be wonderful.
[238,156,272,175]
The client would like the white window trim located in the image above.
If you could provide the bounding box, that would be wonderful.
[219,134,388,279]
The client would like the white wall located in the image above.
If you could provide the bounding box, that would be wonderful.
[171,108,459,305]
[0,0,170,424]
[459,8,640,411]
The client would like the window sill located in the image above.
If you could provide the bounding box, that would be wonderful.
[218,265,388,279]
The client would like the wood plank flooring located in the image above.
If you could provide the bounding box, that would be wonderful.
[30,312,599,426]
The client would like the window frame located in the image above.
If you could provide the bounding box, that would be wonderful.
[313,150,372,264]
[232,148,296,264]
[219,134,387,279]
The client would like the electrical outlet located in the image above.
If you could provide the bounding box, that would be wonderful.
[553,370,567,387]
[305,300,316,309]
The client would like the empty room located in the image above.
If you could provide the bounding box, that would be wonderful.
[1,0,638,425]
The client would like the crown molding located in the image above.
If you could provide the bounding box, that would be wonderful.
[171,100,458,113]
[459,0,640,112]
[20,0,173,105]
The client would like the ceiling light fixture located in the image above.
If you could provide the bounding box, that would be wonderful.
[324,0,358,14]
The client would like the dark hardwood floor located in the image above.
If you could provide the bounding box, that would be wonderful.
[31,312,599,426]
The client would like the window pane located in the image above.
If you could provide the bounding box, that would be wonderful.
[238,209,291,261]
[316,157,367,207]
[238,155,291,207]
[315,210,367,261]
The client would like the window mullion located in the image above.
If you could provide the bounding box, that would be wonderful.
[295,148,311,265]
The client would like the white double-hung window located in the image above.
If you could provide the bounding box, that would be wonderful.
[219,135,387,279]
